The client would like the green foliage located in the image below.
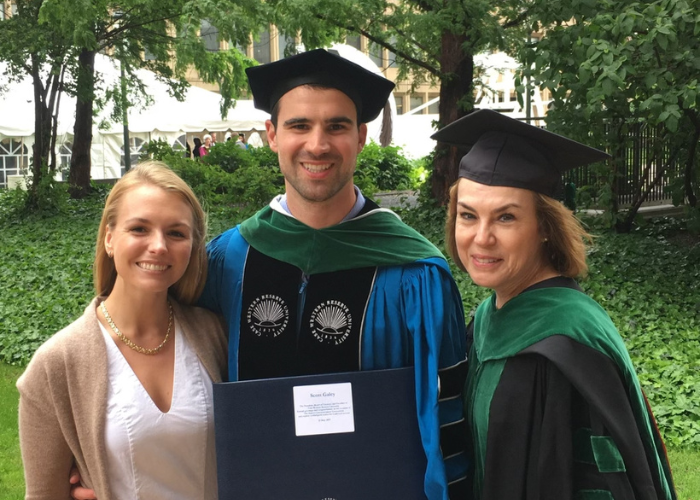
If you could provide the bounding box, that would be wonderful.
[2,168,700,447]
[521,0,700,228]
[0,195,100,366]
[0,170,70,224]
[0,188,30,225]
[140,138,178,161]
[402,199,700,446]
[580,218,700,447]
[247,144,280,169]
[164,151,283,219]
[356,141,417,191]
[201,139,255,173]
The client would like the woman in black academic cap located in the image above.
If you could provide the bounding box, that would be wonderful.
[435,109,676,500]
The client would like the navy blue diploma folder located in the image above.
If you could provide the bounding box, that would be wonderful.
[213,367,428,499]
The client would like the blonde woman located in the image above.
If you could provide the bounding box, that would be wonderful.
[17,161,227,500]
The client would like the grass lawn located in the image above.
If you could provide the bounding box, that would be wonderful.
[1,363,698,498]
[0,363,23,500]
[670,447,700,500]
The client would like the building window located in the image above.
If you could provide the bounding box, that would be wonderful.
[394,95,404,115]
[387,35,399,68]
[0,138,28,188]
[369,43,383,68]
[428,94,439,114]
[59,142,72,180]
[253,28,271,64]
[172,134,187,153]
[278,32,295,59]
[120,137,145,175]
[200,20,219,52]
[346,35,361,50]
[410,95,424,113]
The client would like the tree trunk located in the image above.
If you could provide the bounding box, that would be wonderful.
[430,31,474,205]
[69,49,96,199]
[28,54,52,208]
[48,66,65,172]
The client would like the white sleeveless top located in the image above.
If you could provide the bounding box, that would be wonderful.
[100,320,218,500]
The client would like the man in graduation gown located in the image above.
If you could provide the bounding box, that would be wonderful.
[199,49,469,500]
[434,109,676,500]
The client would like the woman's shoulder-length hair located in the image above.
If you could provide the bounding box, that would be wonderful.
[445,180,591,278]
[93,160,208,304]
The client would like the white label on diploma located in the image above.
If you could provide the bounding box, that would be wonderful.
[293,382,355,437]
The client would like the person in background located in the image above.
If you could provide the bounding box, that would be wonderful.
[234,133,247,150]
[192,137,202,160]
[19,161,227,500]
[247,128,264,148]
[436,109,676,500]
[199,134,212,157]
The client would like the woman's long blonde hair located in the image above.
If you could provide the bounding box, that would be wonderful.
[93,161,208,304]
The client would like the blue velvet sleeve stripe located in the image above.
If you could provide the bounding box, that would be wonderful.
[201,227,249,382]
[362,258,468,500]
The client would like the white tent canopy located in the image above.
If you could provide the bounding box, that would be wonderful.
[392,51,549,160]
[0,54,272,185]
[0,45,395,187]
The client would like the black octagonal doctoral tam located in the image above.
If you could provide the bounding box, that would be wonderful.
[245,48,395,124]
[432,109,610,198]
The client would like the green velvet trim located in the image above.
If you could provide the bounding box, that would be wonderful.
[573,427,596,465]
[591,435,626,473]
[574,489,615,500]
[472,287,677,500]
[239,206,444,274]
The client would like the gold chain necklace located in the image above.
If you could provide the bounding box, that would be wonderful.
[100,300,173,355]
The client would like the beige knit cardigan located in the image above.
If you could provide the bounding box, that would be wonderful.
[17,297,228,500]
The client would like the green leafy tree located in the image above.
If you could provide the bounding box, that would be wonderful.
[0,0,74,209]
[34,0,263,198]
[356,141,416,191]
[521,0,700,232]
[265,0,532,203]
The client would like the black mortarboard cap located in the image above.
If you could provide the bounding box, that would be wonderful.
[245,49,395,124]
[431,109,610,198]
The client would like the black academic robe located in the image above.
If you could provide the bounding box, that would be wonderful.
[464,278,676,500]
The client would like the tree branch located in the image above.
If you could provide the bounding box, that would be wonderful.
[312,13,440,76]
[501,8,531,30]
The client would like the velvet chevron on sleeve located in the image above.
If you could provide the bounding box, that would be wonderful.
[464,280,676,500]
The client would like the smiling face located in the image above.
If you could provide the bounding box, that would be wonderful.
[105,184,194,299]
[265,85,367,224]
[454,178,556,307]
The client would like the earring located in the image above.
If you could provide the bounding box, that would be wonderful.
[542,238,549,243]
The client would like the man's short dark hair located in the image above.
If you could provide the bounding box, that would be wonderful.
[269,84,361,130]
